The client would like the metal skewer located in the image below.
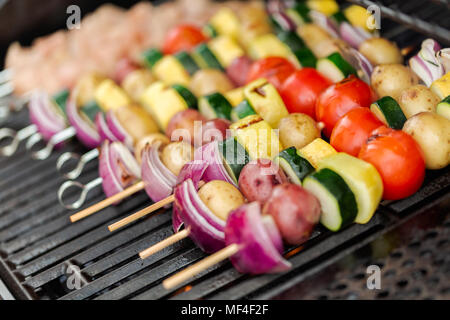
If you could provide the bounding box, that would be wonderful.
[58,177,103,210]
[57,148,100,180]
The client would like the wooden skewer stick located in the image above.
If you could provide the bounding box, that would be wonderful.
[108,194,175,232]
[139,228,191,259]
[70,181,145,223]
[163,244,240,290]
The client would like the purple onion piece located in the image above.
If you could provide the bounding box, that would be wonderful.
[99,140,124,199]
[66,98,102,148]
[95,113,119,143]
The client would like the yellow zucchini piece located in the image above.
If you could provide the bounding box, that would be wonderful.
[153,55,190,86]
[344,5,371,31]
[431,73,450,100]
[94,79,132,111]
[209,7,241,39]
[318,153,383,224]
[208,36,245,68]
[122,69,156,101]
[230,115,283,160]
[74,72,107,107]
[139,82,188,131]
[225,87,245,107]
[248,34,300,67]
[298,138,337,169]
[307,0,339,16]
[244,79,289,128]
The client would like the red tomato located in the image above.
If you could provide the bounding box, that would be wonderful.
[246,57,296,91]
[280,68,332,119]
[162,24,208,55]
[226,56,253,87]
[359,127,425,200]
[114,58,139,84]
[330,107,384,157]
[316,75,376,137]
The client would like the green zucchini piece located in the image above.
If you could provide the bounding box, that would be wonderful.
[436,95,450,120]
[317,52,357,82]
[277,31,306,52]
[203,24,218,38]
[331,11,349,24]
[194,43,224,71]
[370,96,407,129]
[174,51,200,76]
[275,147,315,185]
[142,48,163,69]
[172,84,198,109]
[199,93,233,120]
[52,89,70,116]
[286,3,311,25]
[293,47,317,68]
[81,100,103,123]
[303,168,358,232]
[218,137,251,184]
[231,100,257,122]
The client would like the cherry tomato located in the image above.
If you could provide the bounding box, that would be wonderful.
[330,107,384,157]
[280,68,332,119]
[114,58,139,85]
[359,126,425,200]
[226,56,253,87]
[246,57,296,91]
[162,24,208,55]
[316,75,376,137]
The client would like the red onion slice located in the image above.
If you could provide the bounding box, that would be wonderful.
[110,141,141,180]
[99,140,124,199]
[95,113,120,143]
[338,45,374,84]
[175,179,225,253]
[262,215,284,254]
[106,110,133,149]
[309,10,339,38]
[339,22,372,49]
[225,202,291,274]
[437,48,450,73]
[66,98,102,148]
[29,91,67,142]
[141,142,177,202]
[410,39,445,87]
[272,11,297,31]
[177,159,209,188]
[172,204,184,233]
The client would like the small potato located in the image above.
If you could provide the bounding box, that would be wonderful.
[161,141,194,176]
[398,85,440,119]
[238,159,287,204]
[403,112,450,170]
[371,64,418,99]
[122,69,155,101]
[310,38,348,59]
[189,69,234,97]
[74,72,106,106]
[114,104,159,145]
[359,38,403,66]
[297,24,331,57]
[166,110,206,145]
[198,181,245,221]
[134,133,170,165]
[278,113,321,150]
[263,183,321,245]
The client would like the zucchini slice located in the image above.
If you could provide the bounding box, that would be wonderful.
[218,137,250,184]
[331,11,349,24]
[293,47,317,68]
[318,153,383,225]
[303,168,358,231]
[52,89,70,116]
[275,147,315,185]
[317,52,357,82]
[174,51,200,76]
[199,93,233,120]
[194,43,224,71]
[436,95,450,120]
[231,100,257,122]
[172,84,198,109]
[277,31,306,53]
[298,138,337,169]
[142,48,163,69]
[81,100,103,123]
[203,24,218,38]
[370,96,407,129]
[286,3,311,25]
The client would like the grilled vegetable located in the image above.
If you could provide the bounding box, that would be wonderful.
[94,79,132,111]
[344,5,371,31]
[218,137,250,184]
[303,168,357,231]
[317,52,357,82]
[297,24,332,59]
[370,64,418,99]
[246,56,296,91]
[431,72,450,99]
[298,138,337,169]
[193,43,224,71]
[436,96,450,120]
[318,153,383,224]
[307,0,339,16]
[189,69,234,97]
[224,87,245,107]
[199,93,233,120]
[277,31,317,67]
[161,141,194,176]
[370,96,407,129]
[263,183,321,244]
[278,113,321,150]
[402,112,450,170]
[208,36,245,68]
[162,24,208,55]
[207,7,241,40]
[248,34,299,67]
[398,85,440,118]
[286,2,311,25]
[165,109,206,145]
[231,100,256,121]
[174,51,200,76]
[243,79,289,128]
[238,159,286,204]
[122,69,155,101]
[134,133,170,165]
[230,115,283,160]
[359,38,403,66]
[275,147,315,185]
[198,180,245,221]
[153,55,191,86]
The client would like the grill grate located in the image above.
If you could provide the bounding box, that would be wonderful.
[0,0,450,300]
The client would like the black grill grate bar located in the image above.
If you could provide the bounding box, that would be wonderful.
[24,213,172,289]
[59,241,195,300]
[11,193,151,275]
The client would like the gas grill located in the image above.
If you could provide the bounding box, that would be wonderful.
[0,0,449,300]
